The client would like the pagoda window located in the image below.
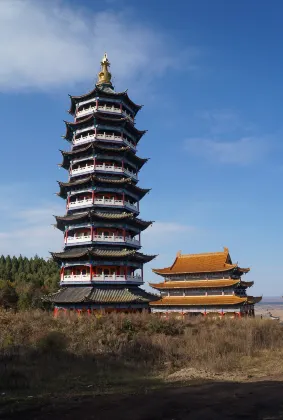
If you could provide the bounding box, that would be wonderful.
[168,290,183,297]
[223,289,233,295]
[184,289,206,296]
[207,289,223,296]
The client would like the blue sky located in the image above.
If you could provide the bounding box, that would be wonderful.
[0,0,282,296]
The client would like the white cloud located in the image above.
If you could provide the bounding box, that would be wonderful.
[185,136,268,165]
[0,196,63,257]
[197,110,242,134]
[143,222,196,249]
[0,0,197,92]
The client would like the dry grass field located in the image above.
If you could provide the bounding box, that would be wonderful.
[1,310,283,419]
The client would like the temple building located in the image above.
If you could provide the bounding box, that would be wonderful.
[150,247,262,317]
[46,53,156,314]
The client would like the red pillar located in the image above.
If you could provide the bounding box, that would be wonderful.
[96,99,98,110]
[87,309,91,316]
[90,265,93,280]
[65,229,68,244]
[124,267,127,280]
[122,192,125,205]
[67,195,70,210]
[93,157,96,168]
[122,160,124,171]
[92,190,95,204]
[54,307,58,318]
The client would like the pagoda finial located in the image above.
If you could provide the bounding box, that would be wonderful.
[97,52,112,85]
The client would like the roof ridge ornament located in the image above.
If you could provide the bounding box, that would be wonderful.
[97,52,112,86]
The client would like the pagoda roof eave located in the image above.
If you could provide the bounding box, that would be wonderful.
[151,247,251,277]
[59,144,148,170]
[236,267,250,274]
[44,286,157,304]
[57,176,150,199]
[68,85,142,115]
[51,248,156,263]
[152,265,238,276]
[241,281,254,288]
[150,295,250,307]
[63,113,146,141]
[54,211,153,232]
[149,279,242,290]
[247,296,262,304]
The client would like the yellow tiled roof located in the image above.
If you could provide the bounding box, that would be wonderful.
[152,247,250,275]
[150,295,249,306]
[149,279,241,289]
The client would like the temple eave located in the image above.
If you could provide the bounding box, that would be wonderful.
[149,279,242,289]
[45,286,157,305]
[150,296,250,306]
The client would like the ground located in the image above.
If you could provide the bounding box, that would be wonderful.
[2,376,283,420]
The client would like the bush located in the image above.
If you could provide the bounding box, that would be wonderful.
[1,310,283,394]
[36,331,67,353]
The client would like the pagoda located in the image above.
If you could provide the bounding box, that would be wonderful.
[150,247,262,317]
[47,53,157,314]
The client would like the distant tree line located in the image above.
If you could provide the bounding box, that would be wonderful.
[0,255,59,310]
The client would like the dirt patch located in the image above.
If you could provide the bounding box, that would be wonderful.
[2,378,283,420]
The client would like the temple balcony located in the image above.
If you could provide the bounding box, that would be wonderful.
[61,273,143,285]
[65,234,140,247]
[70,163,138,180]
[76,104,134,122]
[68,197,138,212]
[72,132,136,151]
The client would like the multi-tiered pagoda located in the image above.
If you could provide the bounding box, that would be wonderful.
[150,247,262,317]
[47,54,156,314]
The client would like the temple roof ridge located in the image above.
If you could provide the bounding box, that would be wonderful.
[152,247,250,275]
[177,247,229,259]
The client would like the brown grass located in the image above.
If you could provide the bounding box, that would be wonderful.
[1,310,283,396]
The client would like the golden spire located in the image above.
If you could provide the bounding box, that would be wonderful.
[97,52,112,85]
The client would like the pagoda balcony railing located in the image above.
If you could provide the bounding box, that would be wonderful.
[65,234,140,246]
[76,105,134,122]
[61,274,142,283]
[68,198,138,211]
[73,132,136,151]
[78,98,135,115]
[70,163,138,180]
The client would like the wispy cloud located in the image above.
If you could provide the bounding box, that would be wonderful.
[143,222,196,250]
[197,110,243,134]
[184,136,268,165]
[0,0,197,92]
[186,108,270,165]
[0,185,63,257]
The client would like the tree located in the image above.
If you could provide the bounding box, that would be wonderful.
[0,283,19,310]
